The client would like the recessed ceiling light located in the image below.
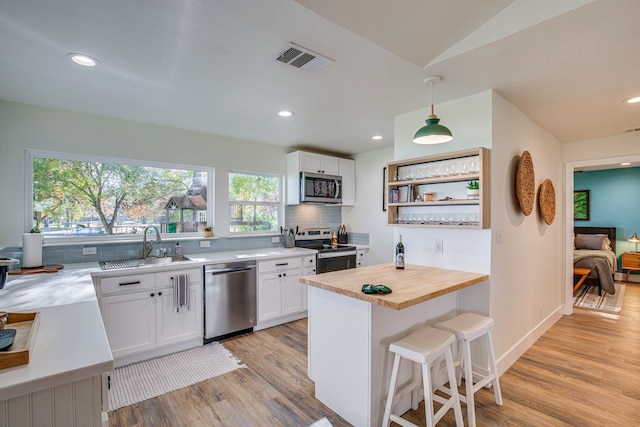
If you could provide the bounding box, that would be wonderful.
[625,96,640,104]
[371,135,383,140]
[621,162,631,166]
[278,110,294,117]
[67,53,100,67]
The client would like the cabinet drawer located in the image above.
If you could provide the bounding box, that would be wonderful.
[156,268,202,288]
[303,255,316,268]
[100,273,155,295]
[259,257,302,273]
[622,254,640,269]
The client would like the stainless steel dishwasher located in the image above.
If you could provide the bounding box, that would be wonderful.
[204,260,257,343]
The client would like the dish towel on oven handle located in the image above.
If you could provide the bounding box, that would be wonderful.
[173,274,190,313]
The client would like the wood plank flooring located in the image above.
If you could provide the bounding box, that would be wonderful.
[109,283,640,427]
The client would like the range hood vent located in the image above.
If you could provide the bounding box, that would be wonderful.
[275,43,333,73]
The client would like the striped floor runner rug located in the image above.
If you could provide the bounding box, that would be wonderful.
[109,342,245,411]
[573,282,625,313]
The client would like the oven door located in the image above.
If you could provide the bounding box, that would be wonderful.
[316,251,356,274]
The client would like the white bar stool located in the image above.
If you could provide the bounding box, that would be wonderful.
[382,326,463,427]
[435,313,503,427]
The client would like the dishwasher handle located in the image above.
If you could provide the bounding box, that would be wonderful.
[206,265,256,275]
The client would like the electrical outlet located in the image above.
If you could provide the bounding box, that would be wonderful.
[496,230,502,244]
[82,247,97,255]
[271,236,280,243]
[435,239,443,254]
[200,240,211,248]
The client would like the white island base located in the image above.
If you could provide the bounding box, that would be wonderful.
[308,286,459,427]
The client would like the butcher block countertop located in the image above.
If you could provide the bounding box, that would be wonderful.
[300,263,488,310]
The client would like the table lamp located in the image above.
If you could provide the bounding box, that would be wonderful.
[628,233,640,252]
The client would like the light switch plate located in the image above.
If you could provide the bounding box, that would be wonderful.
[200,241,211,248]
[82,247,97,255]
[271,236,280,243]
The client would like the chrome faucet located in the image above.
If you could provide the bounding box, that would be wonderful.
[142,225,162,259]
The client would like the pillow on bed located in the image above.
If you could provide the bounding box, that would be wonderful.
[574,234,611,250]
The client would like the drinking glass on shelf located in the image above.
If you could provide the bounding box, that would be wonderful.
[432,166,440,177]
[459,161,468,175]
[469,160,479,173]
[450,163,458,176]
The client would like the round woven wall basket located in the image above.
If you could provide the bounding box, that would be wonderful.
[538,179,556,225]
[515,151,535,216]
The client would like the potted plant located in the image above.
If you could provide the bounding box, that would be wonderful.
[467,181,479,199]
[203,225,213,238]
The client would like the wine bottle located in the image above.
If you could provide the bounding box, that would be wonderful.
[395,235,405,269]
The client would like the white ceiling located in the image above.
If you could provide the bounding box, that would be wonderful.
[1,0,639,156]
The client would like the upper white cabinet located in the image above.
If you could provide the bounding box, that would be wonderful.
[300,152,340,175]
[286,150,355,205]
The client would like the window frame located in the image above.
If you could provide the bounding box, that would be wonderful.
[228,169,284,236]
[25,149,214,244]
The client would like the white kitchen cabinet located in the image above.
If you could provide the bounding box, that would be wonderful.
[286,150,355,205]
[101,290,156,358]
[258,271,285,322]
[299,151,340,175]
[356,248,369,268]
[256,256,308,330]
[301,255,316,311]
[339,158,356,206]
[97,267,202,365]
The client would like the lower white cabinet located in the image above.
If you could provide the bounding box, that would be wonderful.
[356,249,369,267]
[301,255,316,311]
[256,256,308,330]
[97,267,202,364]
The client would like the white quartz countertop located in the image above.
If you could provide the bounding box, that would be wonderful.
[0,263,113,401]
[0,245,318,400]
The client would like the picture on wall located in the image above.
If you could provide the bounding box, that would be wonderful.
[574,190,590,220]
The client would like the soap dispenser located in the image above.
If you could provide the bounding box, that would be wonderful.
[174,241,181,255]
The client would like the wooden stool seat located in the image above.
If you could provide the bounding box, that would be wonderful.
[382,326,463,427]
[435,313,502,427]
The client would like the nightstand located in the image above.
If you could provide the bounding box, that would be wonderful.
[621,252,640,282]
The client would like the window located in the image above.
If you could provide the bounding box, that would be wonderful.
[229,171,282,234]
[27,150,212,239]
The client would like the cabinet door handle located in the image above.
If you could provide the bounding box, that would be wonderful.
[119,280,141,286]
[150,293,155,297]
[158,291,162,296]
[283,273,287,277]
[275,262,289,266]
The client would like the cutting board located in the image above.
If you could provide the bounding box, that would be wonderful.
[9,265,64,275]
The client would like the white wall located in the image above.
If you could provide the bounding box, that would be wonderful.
[341,147,394,265]
[394,91,492,276]
[0,100,287,246]
[490,92,564,361]
[390,90,564,369]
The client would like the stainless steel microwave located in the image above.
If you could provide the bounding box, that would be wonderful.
[300,172,342,204]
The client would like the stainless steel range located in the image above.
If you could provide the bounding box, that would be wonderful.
[295,228,357,273]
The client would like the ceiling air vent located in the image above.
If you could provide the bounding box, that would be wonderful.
[275,43,333,73]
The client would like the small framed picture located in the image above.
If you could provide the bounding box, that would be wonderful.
[574,190,590,220]
[389,188,399,204]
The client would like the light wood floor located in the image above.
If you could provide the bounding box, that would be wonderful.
[109,283,640,427]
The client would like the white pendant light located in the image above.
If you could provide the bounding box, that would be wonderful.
[413,76,453,144]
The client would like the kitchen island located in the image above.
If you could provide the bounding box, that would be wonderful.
[300,263,488,427]
[0,265,113,427]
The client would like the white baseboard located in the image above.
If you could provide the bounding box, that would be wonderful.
[496,305,563,376]
[254,311,308,332]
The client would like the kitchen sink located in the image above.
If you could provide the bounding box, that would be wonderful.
[99,255,193,270]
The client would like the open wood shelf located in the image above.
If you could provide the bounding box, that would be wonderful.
[385,147,490,229]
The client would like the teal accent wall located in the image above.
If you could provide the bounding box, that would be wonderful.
[574,167,640,257]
